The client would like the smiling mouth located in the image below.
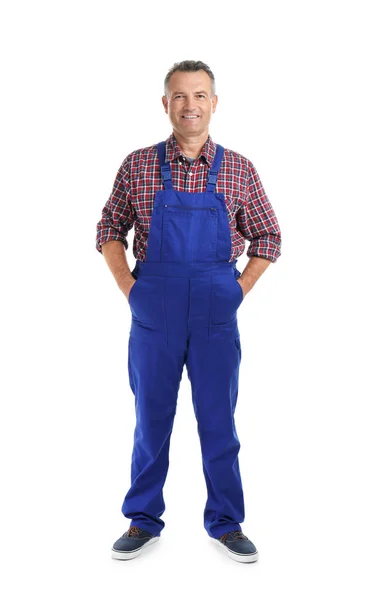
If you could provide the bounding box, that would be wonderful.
[181,115,199,119]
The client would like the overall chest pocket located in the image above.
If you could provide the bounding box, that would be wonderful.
[161,205,218,262]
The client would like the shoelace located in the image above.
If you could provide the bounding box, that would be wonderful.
[220,531,248,543]
[122,526,141,538]
[232,531,248,540]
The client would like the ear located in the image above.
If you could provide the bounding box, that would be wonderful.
[212,94,218,113]
[162,95,168,114]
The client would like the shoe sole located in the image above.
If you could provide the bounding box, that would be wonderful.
[211,538,259,563]
[111,536,160,560]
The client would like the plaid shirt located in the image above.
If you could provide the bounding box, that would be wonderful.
[96,134,281,262]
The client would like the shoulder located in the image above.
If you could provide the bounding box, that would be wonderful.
[121,142,159,170]
[220,146,256,175]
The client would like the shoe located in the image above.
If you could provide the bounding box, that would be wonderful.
[111,525,160,560]
[212,530,259,563]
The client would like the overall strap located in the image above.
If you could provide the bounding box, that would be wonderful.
[156,141,173,190]
[206,145,225,192]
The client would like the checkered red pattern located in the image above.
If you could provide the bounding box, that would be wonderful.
[96,134,281,262]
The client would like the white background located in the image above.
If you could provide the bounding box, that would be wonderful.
[1,0,379,598]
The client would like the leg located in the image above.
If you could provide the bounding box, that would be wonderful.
[186,334,245,539]
[121,274,189,534]
[121,336,186,535]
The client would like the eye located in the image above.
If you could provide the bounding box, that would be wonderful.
[197,94,206,99]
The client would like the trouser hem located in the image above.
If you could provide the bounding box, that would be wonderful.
[207,524,242,539]
[130,519,163,537]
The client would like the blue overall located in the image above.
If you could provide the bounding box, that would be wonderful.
[122,142,245,539]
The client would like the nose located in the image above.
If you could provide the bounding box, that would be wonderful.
[183,97,197,112]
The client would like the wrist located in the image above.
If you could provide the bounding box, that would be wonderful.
[239,274,255,290]
[118,274,135,291]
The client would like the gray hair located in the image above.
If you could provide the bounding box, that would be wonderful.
[164,60,216,96]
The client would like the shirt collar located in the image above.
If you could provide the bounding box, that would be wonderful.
[165,133,217,167]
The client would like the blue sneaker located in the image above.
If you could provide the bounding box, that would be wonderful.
[111,526,160,560]
[212,531,259,563]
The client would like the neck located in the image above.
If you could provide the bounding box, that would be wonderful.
[173,130,209,158]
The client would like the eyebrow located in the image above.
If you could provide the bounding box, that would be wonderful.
[172,90,209,95]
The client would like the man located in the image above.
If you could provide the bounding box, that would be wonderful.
[96,60,281,563]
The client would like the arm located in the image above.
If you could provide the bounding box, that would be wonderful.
[236,162,281,297]
[238,256,271,297]
[101,240,136,300]
[96,159,136,299]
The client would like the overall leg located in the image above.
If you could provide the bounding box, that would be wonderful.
[121,275,188,535]
[186,332,245,539]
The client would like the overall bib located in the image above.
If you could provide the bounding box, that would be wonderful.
[122,142,245,539]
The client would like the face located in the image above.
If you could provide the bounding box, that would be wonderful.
[162,70,218,139]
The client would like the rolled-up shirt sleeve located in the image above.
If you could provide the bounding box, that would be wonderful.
[96,160,135,253]
[236,162,281,262]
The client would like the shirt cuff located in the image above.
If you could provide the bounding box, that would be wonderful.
[96,234,128,254]
[247,236,281,263]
